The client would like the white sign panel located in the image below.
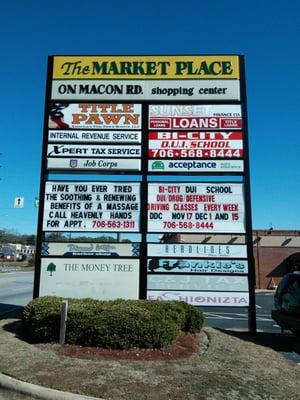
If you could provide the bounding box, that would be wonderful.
[14,197,24,208]
[40,258,139,300]
[147,258,248,274]
[41,242,140,257]
[47,158,141,171]
[49,103,141,129]
[147,291,249,306]
[51,80,240,101]
[148,159,244,173]
[148,183,245,233]
[48,130,142,143]
[147,275,248,291]
[47,144,141,158]
[149,105,242,130]
[43,181,140,232]
[147,243,247,258]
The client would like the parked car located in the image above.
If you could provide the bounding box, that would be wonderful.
[272,273,300,337]
[0,246,25,261]
[286,252,300,273]
[15,252,25,261]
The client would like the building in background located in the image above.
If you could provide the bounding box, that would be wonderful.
[253,230,300,289]
[6,244,35,259]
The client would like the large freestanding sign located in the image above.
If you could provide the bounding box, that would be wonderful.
[35,55,256,332]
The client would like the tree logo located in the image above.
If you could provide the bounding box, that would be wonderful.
[47,262,56,277]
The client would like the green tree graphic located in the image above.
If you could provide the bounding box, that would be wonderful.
[47,263,56,277]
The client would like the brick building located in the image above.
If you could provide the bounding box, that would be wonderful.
[253,230,300,289]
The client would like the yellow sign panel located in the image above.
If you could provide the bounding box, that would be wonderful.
[53,55,240,80]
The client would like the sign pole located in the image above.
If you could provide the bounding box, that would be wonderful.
[240,55,256,334]
[139,102,149,299]
[59,299,68,345]
[34,56,53,299]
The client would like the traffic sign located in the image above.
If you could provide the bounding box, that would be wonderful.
[14,197,24,208]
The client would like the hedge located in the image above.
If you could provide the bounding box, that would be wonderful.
[22,297,204,349]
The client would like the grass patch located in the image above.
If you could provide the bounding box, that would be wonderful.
[0,316,300,399]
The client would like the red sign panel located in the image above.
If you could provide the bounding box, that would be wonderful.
[148,131,243,159]
[149,131,242,140]
[149,117,242,130]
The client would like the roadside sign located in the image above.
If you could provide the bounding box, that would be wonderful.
[14,197,24,208]
[35,54,256,332]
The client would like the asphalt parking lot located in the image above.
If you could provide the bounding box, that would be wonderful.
[200,290,300,364]
[201,291,277,331]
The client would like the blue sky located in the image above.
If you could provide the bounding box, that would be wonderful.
[0,0,299,234]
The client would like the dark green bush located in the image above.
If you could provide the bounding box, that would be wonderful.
[174,301,205,333]
[22,296,61,342]
[22,297,204,349]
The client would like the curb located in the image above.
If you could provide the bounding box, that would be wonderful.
[0,373,104,400]
[255,289,276,293]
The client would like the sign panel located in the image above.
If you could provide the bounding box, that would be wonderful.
[14,197,24,208]
[49,103,141,130]
[52,55,240,79]
[147,275,248,291]
[51,80,240,101]
[147,291,249,306]
[148,131,243,159]
[149,105,242,130]
[147,243,247,258]
[147,258,248,274]
[40,258,139,300]
[149,149,242,159]
[48,130,142,143]
[43,181,140,232]
[47,144,141,158]
[148,159,244,173]
[47,158,141,171]
[148,183,245,233]
[41,242,140,257]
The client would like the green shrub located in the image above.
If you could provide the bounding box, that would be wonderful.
[22,296,61,342]
[22,297,204,349]
[174,301,205,333]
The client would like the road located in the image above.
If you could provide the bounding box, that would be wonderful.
[0,271,299,364]
[0,271,33,315]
